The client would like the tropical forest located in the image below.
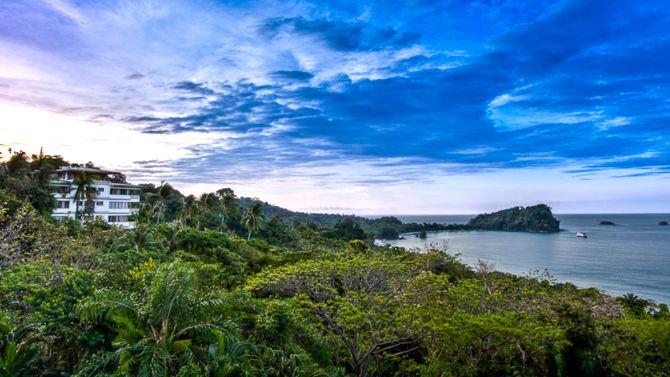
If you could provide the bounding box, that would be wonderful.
[1,150,669,377]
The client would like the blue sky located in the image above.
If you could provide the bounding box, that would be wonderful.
[1,0,669,213]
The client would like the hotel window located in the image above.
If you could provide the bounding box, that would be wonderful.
[57,187,71,194]
[96,187,105,194]
[108,215,129,223]
[109,201,128,209]
[57,201,69,209]
[109,201,117,208]
[110,188,128,195]
[96,201,104,207]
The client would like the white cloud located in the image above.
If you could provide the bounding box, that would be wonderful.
[0,102,235,174]
[597,116,630,129]
[488,93,528,108]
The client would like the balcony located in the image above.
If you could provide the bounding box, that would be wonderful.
[108,207,132,213]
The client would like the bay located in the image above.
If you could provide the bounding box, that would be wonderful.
[375,214,670,304]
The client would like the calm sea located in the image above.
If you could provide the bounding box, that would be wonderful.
[373,214,670,304]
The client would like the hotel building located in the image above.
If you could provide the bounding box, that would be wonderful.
[49,167,142,229]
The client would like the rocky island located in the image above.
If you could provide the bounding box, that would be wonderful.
[600,220,617,225]
[366,204,562,239]
[660,220,669,226]
[467,204,561,232]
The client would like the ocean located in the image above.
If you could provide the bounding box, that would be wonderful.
[374,214,670,304]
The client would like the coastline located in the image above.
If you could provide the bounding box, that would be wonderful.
[376,215,670,304]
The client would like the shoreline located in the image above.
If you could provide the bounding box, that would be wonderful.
[377,225,670,305]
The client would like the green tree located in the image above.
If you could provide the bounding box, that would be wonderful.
[111,224,158,253]
[5,152,30,176]
[216,188,237,228]
[0,313,40,377]
[325,217,367,241]
[0,150,59,215]
[617,293,651,317]
[248,251,451,376]
[72,171,94,221]
[198,192,220,230]
[0,203,71,268]
[150,182,174,224]
[242,201,264,240]
[29,148,66,187]
[178,195,198,229]
[78,261,231,377]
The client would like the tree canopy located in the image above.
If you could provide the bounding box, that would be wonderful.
[0,151,668,376]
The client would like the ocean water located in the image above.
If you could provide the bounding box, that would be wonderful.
[375,214,670,304]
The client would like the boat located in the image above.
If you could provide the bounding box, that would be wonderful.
[576,231,588,238]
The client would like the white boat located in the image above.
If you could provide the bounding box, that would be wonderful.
[576,231,588,238]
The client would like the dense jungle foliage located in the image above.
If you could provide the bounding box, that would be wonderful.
[1,150,669,376]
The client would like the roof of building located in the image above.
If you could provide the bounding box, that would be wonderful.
[56,166,121,175]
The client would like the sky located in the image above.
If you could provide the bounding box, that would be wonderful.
[1,0,669,214]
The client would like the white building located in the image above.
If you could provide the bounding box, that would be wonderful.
[49,167,142,229]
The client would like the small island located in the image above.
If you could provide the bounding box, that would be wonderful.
[467,204,561,232]
[369,204,562,239]
[600,220,617,225]
[660,220,669,226]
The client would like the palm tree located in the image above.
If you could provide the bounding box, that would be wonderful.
[121,225,157,253]
[205,331,322,377]
[29,147,55,187]
[78,262,232,377]
[242,201,264,240]
[136,203,155,225]
[72,171,94,221]
[199,192,218,215]
[0,315,40,376]
[195,193,220,230]
[178,195,198,228]
[216,188,237,228]
[150,182,173,224]
[205,331,258,376]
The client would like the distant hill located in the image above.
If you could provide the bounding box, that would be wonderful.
[238,198,561,237]
[467,204,560,232]
[158,193,561,238]
[237,197,369,226]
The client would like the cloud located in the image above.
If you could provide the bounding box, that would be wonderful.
[173,81,215,95]
[1,0,670,212]
[125,72,144,80]
[270,70,314,81]
[262,16,420,52]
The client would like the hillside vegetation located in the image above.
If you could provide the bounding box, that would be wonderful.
[1,150,668,377]
[467,204,561,232]
[240,199,562,238]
